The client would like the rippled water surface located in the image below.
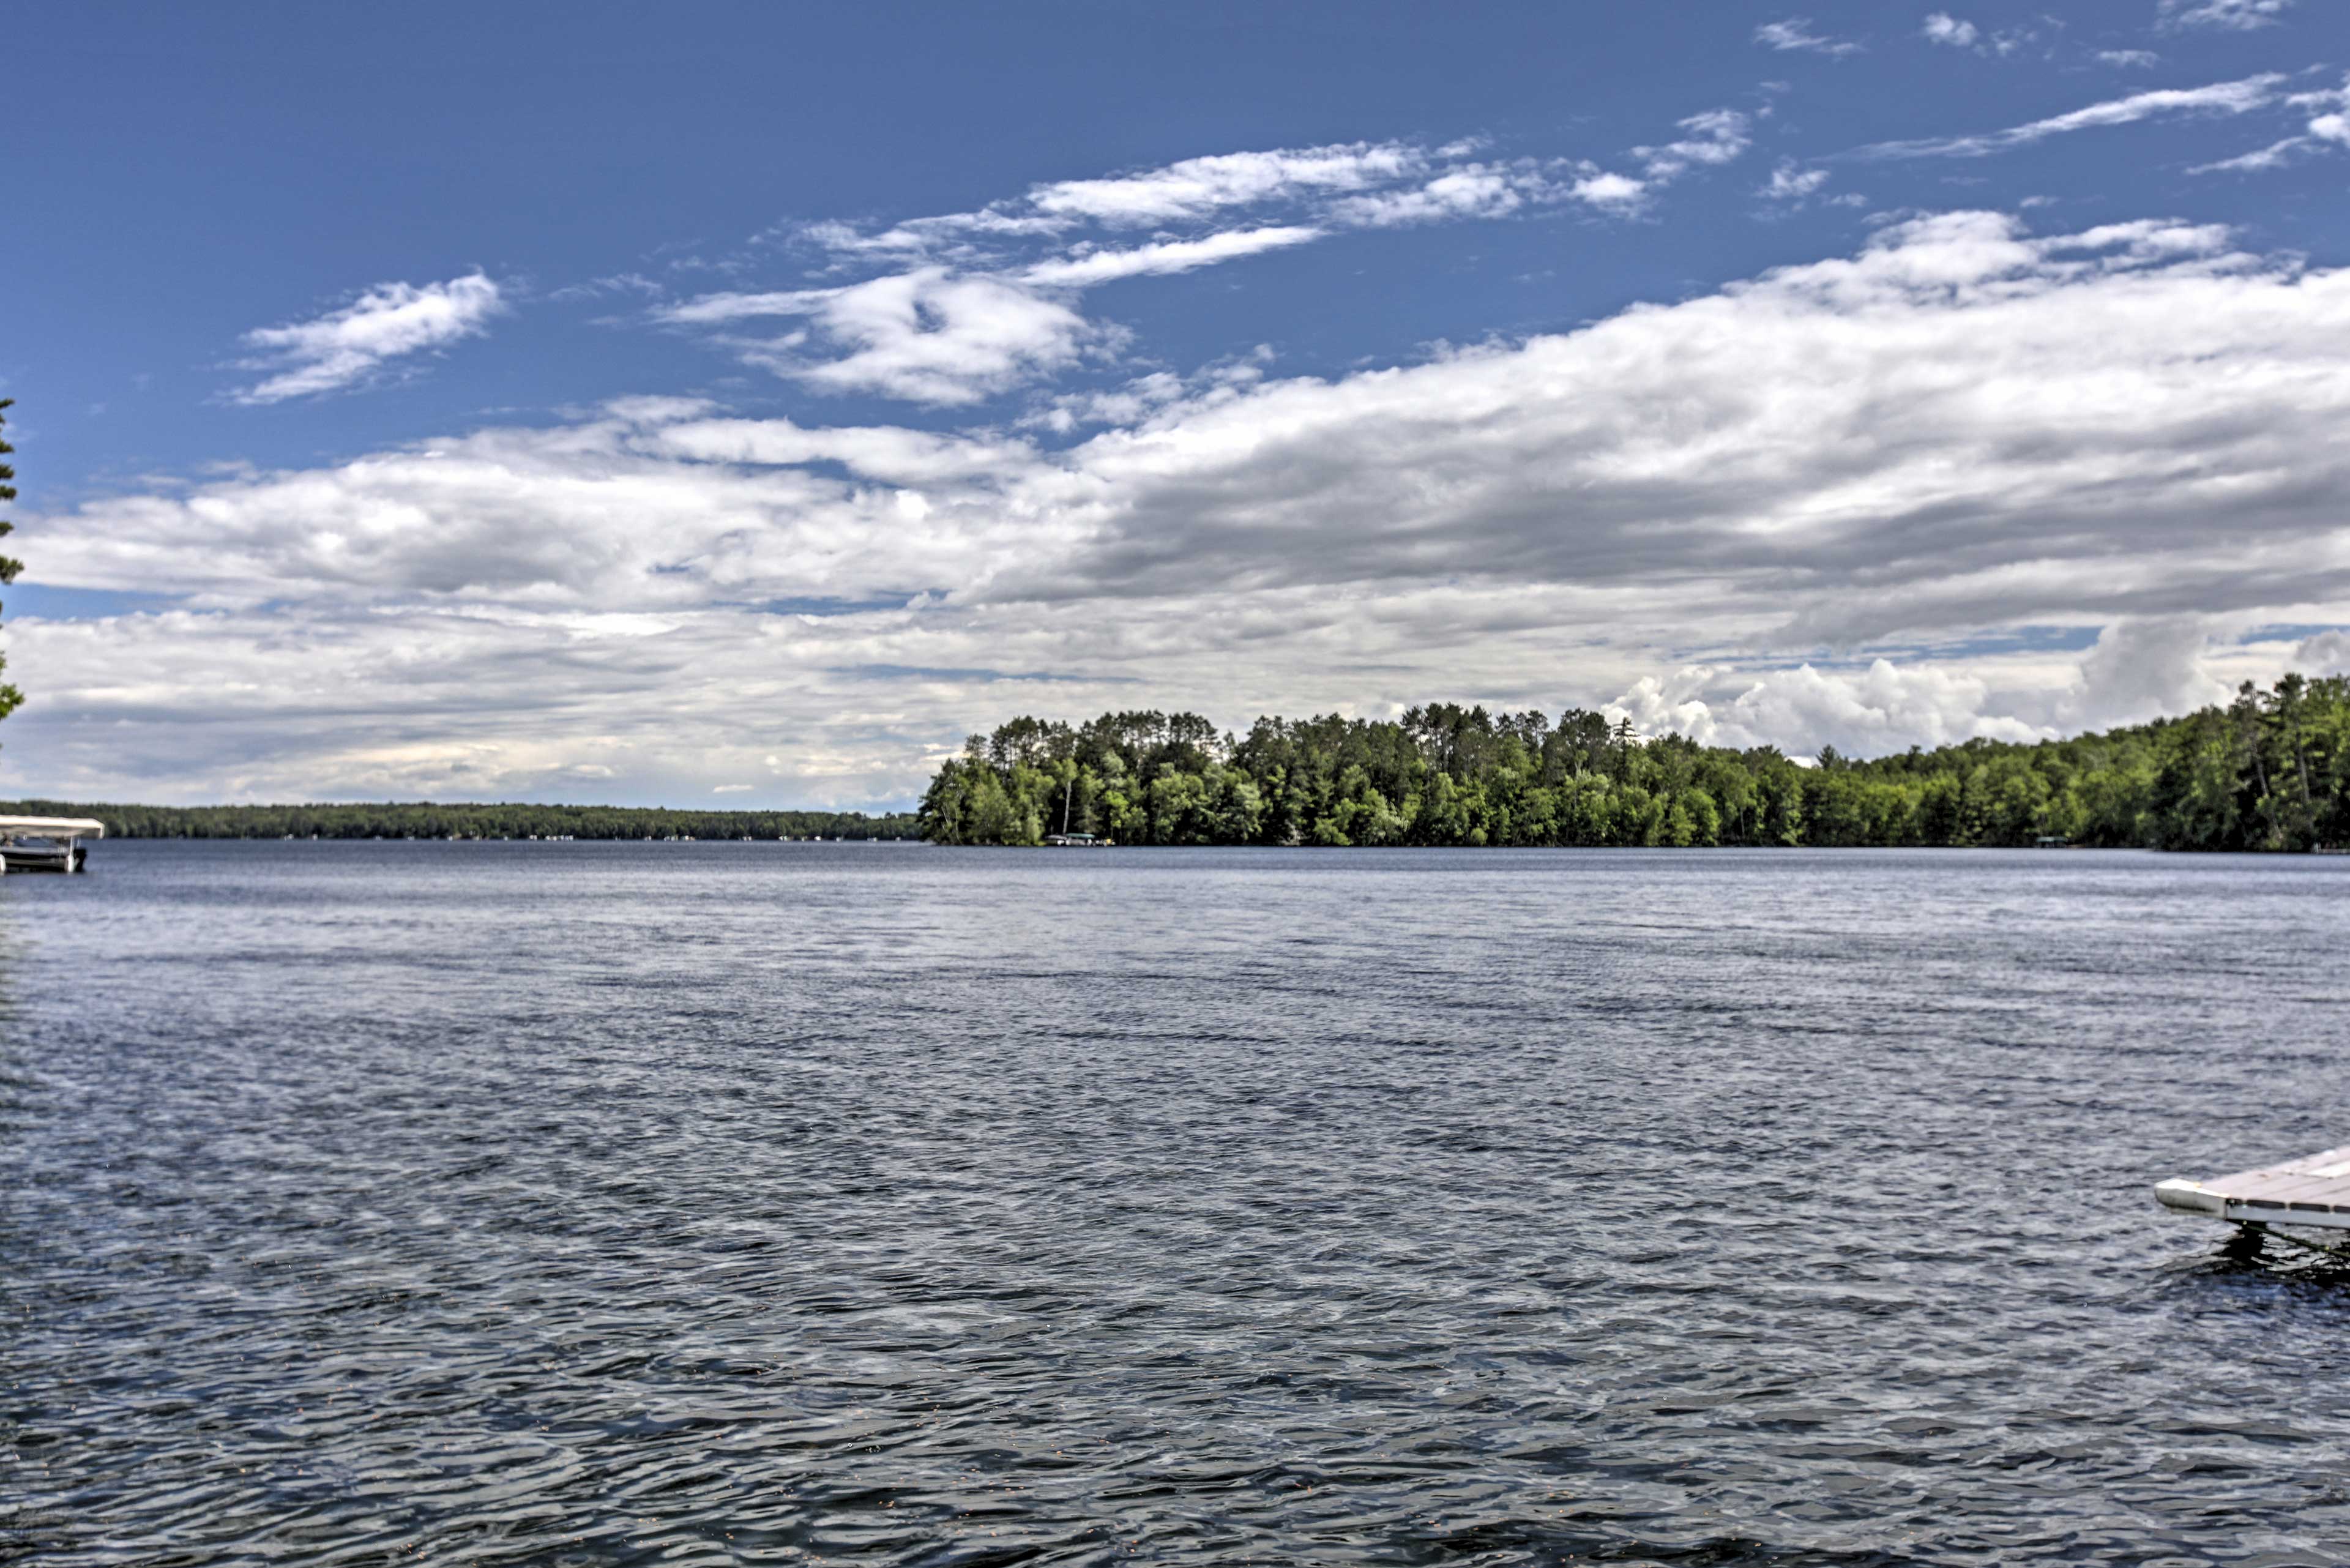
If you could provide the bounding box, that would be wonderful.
[6,843,2350,1566]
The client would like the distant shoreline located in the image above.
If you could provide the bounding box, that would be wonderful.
[0,800,923,842]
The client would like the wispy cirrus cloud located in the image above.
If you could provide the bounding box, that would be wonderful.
[2159,0,2293,30]
[658,124,1749,405]
[818,143,1425,257]
[811,141,1621,259]
[233,273,505,405]
[1761,160,1833,201]
[1922,12,2040,56]
[1021,146,1417,227]
[659,142,1603,405]
[1754,16,1863,55]
[1852,73,2285,159]
[1020,226,1324,286]
[2191,75,2350,172]
[1635,110,1751,181]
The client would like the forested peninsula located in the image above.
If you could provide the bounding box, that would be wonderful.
[919,674,2350,851]
[0,801,921,841]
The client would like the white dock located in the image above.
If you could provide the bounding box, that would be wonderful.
[2155,1146,2350,1231]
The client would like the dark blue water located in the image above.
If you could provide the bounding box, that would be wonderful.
[4,843,2348,1565]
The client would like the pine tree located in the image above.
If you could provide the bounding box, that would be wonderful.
[0,400,20,732]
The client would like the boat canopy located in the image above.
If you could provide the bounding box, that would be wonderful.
[0,816,107,839]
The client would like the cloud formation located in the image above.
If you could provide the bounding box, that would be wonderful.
[1021,226,1324,286]
[1922,12,2039,56]
[21,212,2350,801]
[1635,110,1752,181]
[1610,660,2050,755]
[1021,146,1416,227]
[1606,617,2253,758]
[1761,161,1833,201]
[2191,75,2350,172]
[1923,13,1979,48]
[658,132,1747,404]
[1755,17,1864,55]
[2300,629,2350,674]
[1854,74,2285,159]
[665,269,1108,405]
[234,274,504,404]
[2159,0,2294,30]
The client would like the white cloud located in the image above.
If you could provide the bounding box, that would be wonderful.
[1024,144,1420,226]
[1568,169,1648,209]
[2299,629,2350,674]
[1854,73,2285,157]
[665,269,1106,406]
[1329,165,1555,226]
[2099,48,2162,67]
[1762,160,1832,201]
[2190,76,2350,173]
[2192,136,2310,172]
[1002,215,2322,633]
[1755,17,1864,54]
[1024,353,1274,435]
[1635,110,1753,181]
[29,214,2350,801]
[786,129,1758,270]
[233,274,504,404]
[548,272,665,304]
[1602,618,2265,756]
[2069,616,2235,728]
[1609,660,2051,754]
[1923,13,1980,47]
[662,133,1718,405]
[1920,12,2038,55]
[668,143,1537,405]
[772,141,1438,272]
[658,289,807,326]
[1020,226,1324,287]
[783,144,1419,265]
[2160,0,2293,29]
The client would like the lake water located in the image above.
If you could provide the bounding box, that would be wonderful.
[4,843,2349,1566]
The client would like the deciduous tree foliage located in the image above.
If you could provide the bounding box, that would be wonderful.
[0,400,22,735]
[920,682,2350,851]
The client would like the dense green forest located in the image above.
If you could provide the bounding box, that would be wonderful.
[919,675,2350,851]
[0,801,922,841]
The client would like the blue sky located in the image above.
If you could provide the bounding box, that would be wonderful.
[7,0,2350,805]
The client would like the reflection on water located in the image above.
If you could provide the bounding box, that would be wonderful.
[4,843,2349,1564]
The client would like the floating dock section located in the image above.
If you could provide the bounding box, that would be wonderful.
[2156,1146,2350,1231]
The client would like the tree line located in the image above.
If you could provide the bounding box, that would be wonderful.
[918,675,2350,851]
[0,801,923,841]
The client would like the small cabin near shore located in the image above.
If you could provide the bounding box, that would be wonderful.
[1043,832,1109,847]
[0,816,106,875]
